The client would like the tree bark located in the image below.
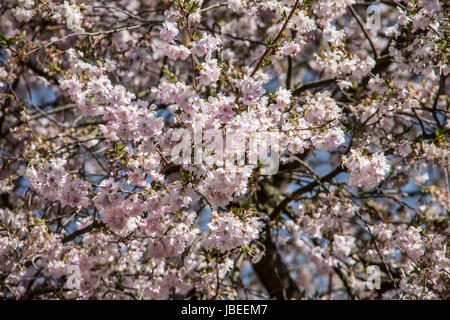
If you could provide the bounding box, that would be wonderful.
[253,228,302,300]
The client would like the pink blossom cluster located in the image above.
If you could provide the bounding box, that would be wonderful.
[204,210,262,252]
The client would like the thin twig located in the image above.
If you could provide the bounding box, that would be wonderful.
[27,21,162,55]
[349,5,378,59]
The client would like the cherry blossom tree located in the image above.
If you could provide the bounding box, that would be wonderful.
[0,0,448,300]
